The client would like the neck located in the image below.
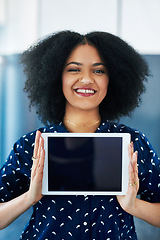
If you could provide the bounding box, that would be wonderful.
[63,107,101,133]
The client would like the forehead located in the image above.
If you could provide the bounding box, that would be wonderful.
[66,44,103,63]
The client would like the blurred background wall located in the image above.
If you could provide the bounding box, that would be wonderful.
[0,0,160,239]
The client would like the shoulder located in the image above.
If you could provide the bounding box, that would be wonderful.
[18,123,66,144]
[41,122,68,133]
[98,120,143,137]
[98,120,158,157]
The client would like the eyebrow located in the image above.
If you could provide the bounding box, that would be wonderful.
[65,62,82,67]
[65,62,105,67]
[92,63,105,67]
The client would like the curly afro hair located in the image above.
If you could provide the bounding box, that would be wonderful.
[20,30,149,126]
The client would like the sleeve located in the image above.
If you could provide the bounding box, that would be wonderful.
[132,131,160,203]
[0,131,36,203]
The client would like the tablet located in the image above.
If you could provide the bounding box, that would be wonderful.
[42,133,130,195]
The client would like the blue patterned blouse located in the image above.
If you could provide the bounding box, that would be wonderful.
[0,121,160,240]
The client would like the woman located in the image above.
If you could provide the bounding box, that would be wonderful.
[0,31,160,239]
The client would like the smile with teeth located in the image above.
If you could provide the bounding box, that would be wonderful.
[74,88,97,97]
[76,89,95,93]
[74,88,96,94]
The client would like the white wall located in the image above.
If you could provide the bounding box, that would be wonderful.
[39,0,117,36]
[0,0,38,54]
[121,0,160,54]
[0,0,160,55]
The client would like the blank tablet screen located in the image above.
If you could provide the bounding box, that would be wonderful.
[48,137,122,192]
[42,133,130,195]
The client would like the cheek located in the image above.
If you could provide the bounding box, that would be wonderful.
[62,80,65,95]
[100,77,109,96]
[62,76,68,96]
[62,76,74,101]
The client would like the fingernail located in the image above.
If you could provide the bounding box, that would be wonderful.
[130,161,133,167]
[135,151,138,156]
[129,142,133,148]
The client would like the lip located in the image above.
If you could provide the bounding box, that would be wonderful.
[74,87,97,97]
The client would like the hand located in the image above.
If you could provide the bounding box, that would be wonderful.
[26,130,45,205]
[116,142,139,214]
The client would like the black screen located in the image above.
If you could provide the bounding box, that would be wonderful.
[48,137,122,192]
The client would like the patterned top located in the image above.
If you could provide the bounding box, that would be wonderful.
[0,121,160,240]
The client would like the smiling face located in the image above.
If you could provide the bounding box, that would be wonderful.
[62,44,109,114]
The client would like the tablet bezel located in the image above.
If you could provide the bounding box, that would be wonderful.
[42,132,130,195]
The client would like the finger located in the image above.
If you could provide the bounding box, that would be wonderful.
[38,137,44,163]
[128,143,134,185]
[132,151,139,184]
[31,132,42,175]
[37,146,45,171]
[37,136,44,159]
[128,151,139,189]
[128,162,134,185]
[132,151,138,173]
[31,137,44,179]
[34,137,44,169]
[33,131,41,159]
[128,142,134,161]
[131,151,138,181]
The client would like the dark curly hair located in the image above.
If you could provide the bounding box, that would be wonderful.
[20,30,149,126]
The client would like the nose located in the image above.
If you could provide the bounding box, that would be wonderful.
[79,75,94,84]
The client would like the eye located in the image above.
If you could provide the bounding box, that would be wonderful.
[67,68,80,72]
[93,69,106,74]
